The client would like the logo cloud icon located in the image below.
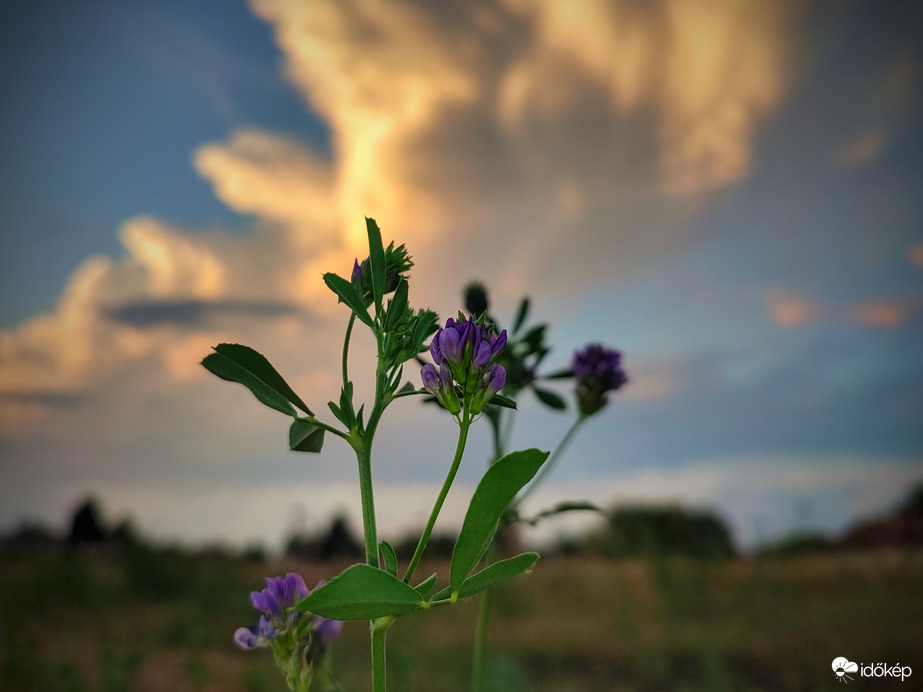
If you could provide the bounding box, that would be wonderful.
[832,658,859,683]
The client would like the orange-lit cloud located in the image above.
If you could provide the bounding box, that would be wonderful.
[910,244,923,268]
[764,289,822,327]
[853,300,915,328]
[0,0,798,433]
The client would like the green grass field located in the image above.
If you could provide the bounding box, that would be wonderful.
[1,547,921,691]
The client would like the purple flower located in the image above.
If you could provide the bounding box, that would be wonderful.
[351,259,364,284]
[426,315,508,408]
[235,576,343,690]
[315,617,343,653]
[464,282,489,317]
[572,344,627,416]
[470,364,506,414]
[421,363,461,414]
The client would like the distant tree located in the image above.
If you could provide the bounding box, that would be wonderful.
[898,482,923,514]
[758,531,836,557]
[318,514,363,560]
[580,505,736,559]
[67,498,107,545]
[286,513,363,561]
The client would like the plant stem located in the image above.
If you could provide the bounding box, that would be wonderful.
[371,617,392,692]
[342,312,356,385]
[356,441,380,567]
[471,539,499,691]
[403,411,472,583]
[513,415,585,509]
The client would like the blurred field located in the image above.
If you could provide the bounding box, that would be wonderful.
[1,545,921,691]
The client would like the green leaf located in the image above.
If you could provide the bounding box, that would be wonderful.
[457,552,538,599]
[522,501,602,526]
[338,382,356,428]
[379,540,398,576]
[327,401,347,427]
[521,324,547,351]
[386,277,409,330]
[533,387,567,410]
[488,394,518,410]
[543,368,574,380]
[289,419,325,453]
[414,573,438,598]
[450,448,549,592]
[295,564,424,620]
[512,297,530,334]
[202,344,311,417]
[323,272,373,327]
[366,217,386,314]
[398,382,417,395]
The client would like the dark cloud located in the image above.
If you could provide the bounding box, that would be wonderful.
[0,390,86,408]
[592,329,923,471]
[101,298,305,328]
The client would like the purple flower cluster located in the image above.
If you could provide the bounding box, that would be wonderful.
[234,573,342,660]
[572,344,627,417]
[422,315,507,415]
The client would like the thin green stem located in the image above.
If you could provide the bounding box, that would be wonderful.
[342,312,356,385]
[356,442,379,567]
[354,330,389,569]
[371,617,392,692]
[403,411,472,583]
[514,415,586,509]
[470,415,506,692]
[471,539,499,691]
[308,418,352,443]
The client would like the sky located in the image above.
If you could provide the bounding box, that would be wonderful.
[1,0,921,552]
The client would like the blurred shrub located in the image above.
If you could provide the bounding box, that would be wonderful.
[574,505,736,559]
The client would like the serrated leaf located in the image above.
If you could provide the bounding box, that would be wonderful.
[324,272,373,327]
[414,573,438,597]
[513,297,530,334]
[366,217,386,314]
[202,344,311,417]
[289,419,325,453]
[522,501,602,526]
[327,401,347,426]
[379,540,398,576]
[450,448,549,592]
[339,382,356,428]
[533,387,567,410]
[295,564,424,620]
[456,552,538,599]
[386,278,408,329]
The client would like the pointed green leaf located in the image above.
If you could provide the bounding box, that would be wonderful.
[202,344,311,416]
[533,387,567,411]
[513,297,530,334]
[522,501,602,526]
[379,540,398,576]
[457,552,539,599]
[450,448,549,592]
[487,394,518,410]
[398,382,417,395]
[366,217,386,314]
[295,563,424,620]
[543,368,574,380]
[323,272,373,326]
[289,419,325,453]
[414,573,438,598]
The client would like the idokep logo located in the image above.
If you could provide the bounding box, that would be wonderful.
[832,657,913,683]
[832,658,858,683]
